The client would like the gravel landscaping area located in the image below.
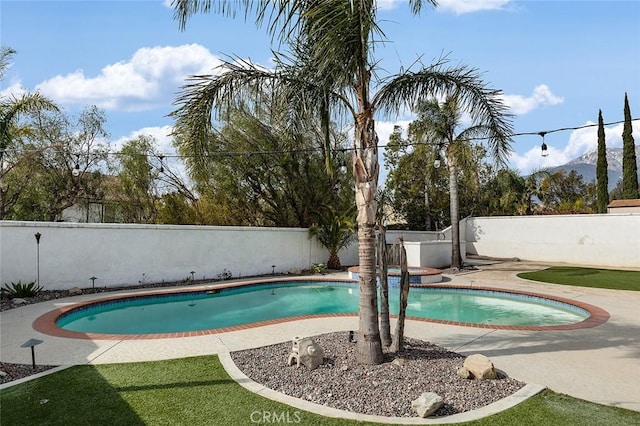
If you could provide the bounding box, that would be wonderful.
[231,331,526,418]
[0,363,58,385]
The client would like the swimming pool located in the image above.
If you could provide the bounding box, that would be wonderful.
[48,280,602,337]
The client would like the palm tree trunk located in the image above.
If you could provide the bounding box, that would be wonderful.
[377,223,392,348]
[327,252,341,270]
[390,238,409,353]
[356,223,384,364]
[353,109,383,365]
[424,180,432,231]
[448,150,462,270]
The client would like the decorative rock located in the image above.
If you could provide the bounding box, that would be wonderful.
[457,366,472,379]
[411,392,443,418]
[392,357,405,367]
[12,298,27,305]
[288,267,302,275]
[463,354,497,380]
[298,338,324,370]
[287,337,324,370]
[68,287,83,295]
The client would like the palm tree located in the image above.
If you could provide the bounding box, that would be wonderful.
[171,0,513,364]
[409,93,512,270]
[0,47,59,219]
[308,204,357,270]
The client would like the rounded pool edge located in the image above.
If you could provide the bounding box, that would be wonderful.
[348,265,444,284]
[32,278,610,340]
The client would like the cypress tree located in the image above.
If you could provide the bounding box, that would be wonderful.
[596,110,608,212]
[622,93,639,199]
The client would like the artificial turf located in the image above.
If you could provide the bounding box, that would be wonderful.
[1,355,639,426]
[517,266,640,291]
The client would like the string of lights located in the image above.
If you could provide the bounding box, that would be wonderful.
[1,117,638,160]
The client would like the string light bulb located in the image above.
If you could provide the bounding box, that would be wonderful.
[539,132,549,157]
[72,154,80,177]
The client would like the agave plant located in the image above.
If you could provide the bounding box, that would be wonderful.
[308,204,357,270]
[1,280,43,299]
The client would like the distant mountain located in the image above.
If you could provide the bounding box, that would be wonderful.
[544,145,639,191]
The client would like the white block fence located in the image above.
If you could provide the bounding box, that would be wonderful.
[0,221,357,291]
[464,214,640,269]
[1,213,638,290]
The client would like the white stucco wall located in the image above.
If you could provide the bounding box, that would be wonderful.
[3,214,638,291]
[465,214,640,268]
[0,221,358,290]
[403,241,466,269]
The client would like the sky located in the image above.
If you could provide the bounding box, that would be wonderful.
[2,0,640,182]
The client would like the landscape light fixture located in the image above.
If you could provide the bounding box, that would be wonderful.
[21,338,43,369]
[539,132,549,157]
[34,232,41,287]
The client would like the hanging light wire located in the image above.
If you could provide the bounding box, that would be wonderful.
[1,118,638,160]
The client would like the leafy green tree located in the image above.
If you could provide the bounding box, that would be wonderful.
[6,106,109,221]
[540,170,596,213]
[0,47,59,219]
[156,192,199,225]
[384,125,448,230]
[177,100,349,227]
[117,135,160,223]
[621,93,639,199]
[481,168,551,216]
[172,0,512,364]
[596,110,609,213]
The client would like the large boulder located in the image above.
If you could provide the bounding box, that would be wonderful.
[411,392,443,418]
[462,354,497,380]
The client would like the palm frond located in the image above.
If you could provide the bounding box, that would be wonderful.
[373,58,514,164]
[1,92,59,150]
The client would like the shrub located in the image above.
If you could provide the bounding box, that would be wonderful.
[311,263,327,274]
[1,281,44,299]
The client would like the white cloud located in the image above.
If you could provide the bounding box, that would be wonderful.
[112,125,175,154]
[35,44,223,111]
[376,0,512,13]
[503,85,564,115]
[436,0,512,14]
[0,81,27,100]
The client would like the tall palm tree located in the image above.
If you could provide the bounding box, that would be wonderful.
[409,93,512,269]
[0,47,59,219]
[171,0,513,364]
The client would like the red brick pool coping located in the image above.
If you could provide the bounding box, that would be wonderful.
[33,277,610,340]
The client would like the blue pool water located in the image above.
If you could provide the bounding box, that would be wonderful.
[56,281,590,335]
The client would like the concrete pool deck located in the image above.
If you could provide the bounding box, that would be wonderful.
[1,261,639,418]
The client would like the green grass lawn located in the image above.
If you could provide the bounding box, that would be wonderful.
[1,355,639,426]
[517,267,640,291]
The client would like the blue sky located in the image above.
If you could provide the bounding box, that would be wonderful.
[2,0,639,179]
